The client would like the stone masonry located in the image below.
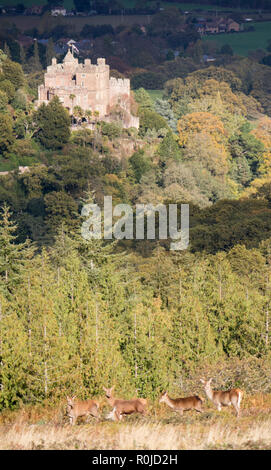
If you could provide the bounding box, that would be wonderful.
[36,49,139,128]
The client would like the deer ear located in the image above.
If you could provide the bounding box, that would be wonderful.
[208,378,213,383]
[72,395,76,400]
[200,379,205,383]
[111,386,115,391]
[102,386,107,392]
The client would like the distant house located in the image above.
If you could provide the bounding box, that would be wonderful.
[51,6,67,16]
[226,18,240,32]
[196,17,240,35]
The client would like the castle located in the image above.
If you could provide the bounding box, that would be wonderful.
[37,49,139,129]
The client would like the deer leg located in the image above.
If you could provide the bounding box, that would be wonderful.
[69,416,75,425]
[234,405,240,418]
[178,409,184,416]
[217,404,222,412]
[114,409,121,421]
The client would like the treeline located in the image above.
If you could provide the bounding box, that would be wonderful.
[1,203,271,410]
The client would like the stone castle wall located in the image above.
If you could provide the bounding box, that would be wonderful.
[36,51,139,128]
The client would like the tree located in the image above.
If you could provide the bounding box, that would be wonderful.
[139,109,169,136]
[3,43,10,59]
[19,44,26,68]
[45,38,55,66]
[0,204,33,294]
[177,112,226,147]
[154,99,177,132]
[0,90,8,113]
[157,131,182,165]
[129,149,152,183]
[1,59,25,89]
[35,97,71,149]
[0,80,15,102]
[0,113,14,156]
[134,88,153,111]
[220,44,234,56]
[27,40,42,73]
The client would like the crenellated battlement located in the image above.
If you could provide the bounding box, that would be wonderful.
[110,77,130,88]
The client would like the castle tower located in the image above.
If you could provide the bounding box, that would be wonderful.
[36,51,139,128]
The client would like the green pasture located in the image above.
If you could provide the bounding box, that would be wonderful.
[203,21,271,56]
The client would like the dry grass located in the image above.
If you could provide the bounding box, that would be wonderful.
[1,395,271,450]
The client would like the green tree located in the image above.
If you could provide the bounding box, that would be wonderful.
[0,90,8,113]
[35,96,71,149]
[1,59,25,89]
[45,38,55,66]
[129,149,152,183]
[0,113,14,156]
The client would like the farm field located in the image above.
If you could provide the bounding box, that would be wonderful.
[1,396,271,450]
[1,0,261,11]
[203,21,271,56]
[0,14,152,33]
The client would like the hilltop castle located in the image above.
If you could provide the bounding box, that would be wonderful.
[37,49,139,128]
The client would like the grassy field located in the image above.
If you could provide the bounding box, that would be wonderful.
[1,0,259,11]
[1,394,271,449]
[203,21,271,56]
[0,14,153,33]
[146,89,164,103]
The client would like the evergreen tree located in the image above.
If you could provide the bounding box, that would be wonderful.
[28,40,42,73]
[35,96,71,149]
[0,114,14,156]
[0,204,34,294]
[45,38,55,66]
[3,42,10,59]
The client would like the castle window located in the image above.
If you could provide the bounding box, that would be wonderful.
[82,74,86,78]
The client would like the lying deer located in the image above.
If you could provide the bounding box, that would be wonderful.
[200,378,243,417]
[66,396,100,425]
[103,386,147,421]
[159,391,204,415]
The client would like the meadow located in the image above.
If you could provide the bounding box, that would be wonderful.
[1,394,271,450]
[203,21,271,56]
[1,0,259,12]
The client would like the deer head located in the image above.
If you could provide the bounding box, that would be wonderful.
[159,391,168,403]
[66,395,76,407]
[103,386,115,399]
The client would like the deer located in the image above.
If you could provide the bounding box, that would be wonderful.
[66,396,100,425]
[200,378,243,417]
[103,386,147,421]
[159,391,204,415]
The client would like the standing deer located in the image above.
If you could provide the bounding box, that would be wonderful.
[200,378,243,417]
[159,391,204,415]
[66,396,100,425]
[103,386,147,421]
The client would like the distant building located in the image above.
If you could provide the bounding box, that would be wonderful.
[196,17,240,35]
[51,6,67,16]
[36,49,139,128]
